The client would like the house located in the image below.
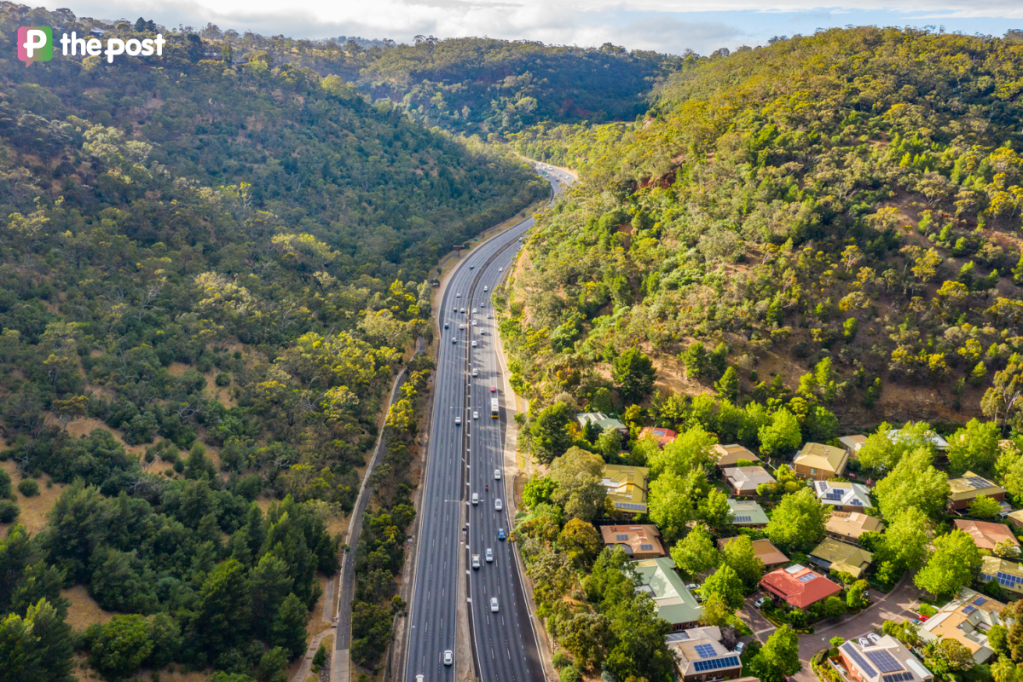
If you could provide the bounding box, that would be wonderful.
[727,499,769,528]
[1006,509,1023,530]
[793,442,848,481]
[722,466,776,495]
[600,524,664,559]
[602,465,650,515]
[948,472,1007,511]
[577,412,629,437]
[838,635,933,682]
[717,537,789,568]
[825,512,884,546]
[838,435,867,458]
[954,519,1020,553]
[713,444,760,468]
[760,564,842,609]
[813,480,872,512]
[639,427,677,448]
[980,556,1023,596]
[918,588,1006,665]
[889,428,949,453]
[632,557,703,631]
[666,626,743,681]
[809,538,873,579]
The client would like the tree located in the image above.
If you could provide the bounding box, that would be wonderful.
[648,469,708,542]
[947,419,1001,476]
[823,595,847,619]
[188,559,252,662]
[595,428,622,462]
[924,638,975,676]
[968,495,1003,518]
[752,625,801,682]
[0,598,74,682]
[766,488,829,552]
[558,611,612,670]
[698,594,733,627]
[557,518,602,566]
[523,476,557,508]
[257,646,289,682]
[549,447,607,521]
[878,507,931,572]
[875,448,950,520]
[682,341,709,380]
[530,402,573,465]
[611,348,657,403]
[648,425,717,478]
[670,524,720,576]
[701,564,745,611]
[720,535,765,591]
[982,353,1023,430]
[914,530,982,599]
[88,615,153,680]
[270,593,309,659]
[758,409,802,456]
[858,421,939,472]
[697,488,732,530]
[846,580,869,609]
[716,366,739,402]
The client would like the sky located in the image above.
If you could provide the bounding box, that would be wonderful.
[39,0,1023,55]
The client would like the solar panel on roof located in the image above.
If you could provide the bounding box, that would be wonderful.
[616,534,629,541]
[692,656,740,672]
[865,650,901,673]
[617,503,646,511]
[798,573,816,583]
[639,544,654,551]
[963,606,976,615]
[733,515,752,522]
[975,597,987,605]
[694,644,716,659]
[883,673,914,682]
[967,476,991,489]
[841,643,877,677]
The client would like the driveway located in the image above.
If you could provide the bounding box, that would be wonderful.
[741,577,924,682]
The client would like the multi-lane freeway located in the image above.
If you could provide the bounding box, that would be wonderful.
[404,164,573,682]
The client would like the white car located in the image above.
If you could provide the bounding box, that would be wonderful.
[472,554,480,569]
[460,308,465,313]
[471,340,477,347]
[858,637,871,648]
[473,411,479,420]
[452,337,456,344]
[472,367,478,377]
[459,323,465,330]
[499,266,503,271]
[867,633,881,644]
[457,293,461,298]
[471,320,477,326]
[443,650,453,666]
[455,415,461,425]
[734,642,745,655]
[494,469,501,480]
[485,548,493,562]
[472,308,477,315]
[495,499,502,511]
[484,286,488,292]
[472,493,479,505]
[487,313,491,319]
[417,676,424,682]
[490,597,499,613]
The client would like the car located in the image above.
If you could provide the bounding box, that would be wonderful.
[867,633,881,645]
[495,498,502,511]
[734,642,745,656]
[452,337,457,344]
[443,650,453,666]
[498,528,506,540]
[471,320,477,326]
[457,293,461,298]
[459,323,465,330]
[455,415,461,425]
[473,411,479,420]
[686,583,698,591]
[494,468,501,480]
[460,307,465,313]
[499,266,503,271]
[470,265,474,270]
[487,313,491,319]
[858,637,871,648]
[417,675,424,682]
[490,597,499,612]
[473,308,477,314]
[444,322,449,329]
[472,493,478,505]
[754,597,767,608]
[917,614,929,622]
[471,340,477,347]
[484,286,488,292]
[472,554,480,569]
[471,367,478,377]
[490,385,497,392]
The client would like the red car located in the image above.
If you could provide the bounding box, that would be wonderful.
[490,385,497,392]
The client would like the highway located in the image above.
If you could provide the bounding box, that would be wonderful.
[404,163,573,682]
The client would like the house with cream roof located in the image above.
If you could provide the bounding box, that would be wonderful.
[793,442,848,481]
[918,587,1005,665]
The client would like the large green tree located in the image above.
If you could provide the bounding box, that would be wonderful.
[549,447,607,522]
[875,448,950,520]
[766,488,829,552]
[914,530,983,599]
[611,348,657,403]
[530,402,574,465]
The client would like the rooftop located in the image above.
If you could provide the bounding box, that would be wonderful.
[666,626,742,677]
[717,537,789,566]
[954,519,1020,552]
[638,426,677,447]
[840,636,933,682]
[810,538,874,578]
[760,564,843,608]
[888,428,949,451]
[838,435,867,453]
[826,511,884,540]
[918,587,1005,665]
[577,412,627,432]
[602,464,649,513]
[795,442,849,474]
[814,479,872,509]
[980,555,1023,592]
[632,557,703,625]
[949,471,1006,501]
[723,466,777,493]
[600,524,664,557]
[727,499,769,526]
[713,443,760,467]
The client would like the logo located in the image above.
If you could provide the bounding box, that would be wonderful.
[18,26,53,67]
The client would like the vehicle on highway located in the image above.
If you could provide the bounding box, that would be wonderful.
[499,266,503,271]
[443,650,453,666]
[460,307,465,313]
[494,469,501,480]
[452,337,456,344]
[472,308,477,315]
[472,554,480,569]
[455,415,461,425]
[495,499,502,511]
[471,319,477,326]
[486,548,493,562]
[417,675,424,682]
[472,493,479,505]
[470,265,474,270]
[473,411,479,420]
[457,293,461,298]
[734,642,745,655]
[491,397,499,418]
[459,323,465,330]
[498,528,506,540]
[484,286,488,291]
[490,597,499,613]
[471,340,477,347]
[486,313,491,318]
[754,597,767,608]
[490,385,496,392]
[444,322,449,329]
[867,633,881,645]
[471,367,478,377]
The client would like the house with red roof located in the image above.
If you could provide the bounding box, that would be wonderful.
[760,564,842,609]
[639,427,677,448]
[954,520,1020,553]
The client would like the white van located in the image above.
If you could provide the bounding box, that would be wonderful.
[472,493,479,505]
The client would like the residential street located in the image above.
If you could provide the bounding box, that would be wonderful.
[740,577,925,682]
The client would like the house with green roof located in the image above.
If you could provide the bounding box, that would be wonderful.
[577,412,629,436]
[727,499,769,528]
[632,557,703,631]
[602,464,650,515]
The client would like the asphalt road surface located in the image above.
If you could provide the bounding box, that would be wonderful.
[404,165,572,682]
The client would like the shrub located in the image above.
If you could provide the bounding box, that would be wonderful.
[0,469,11,499]
[552,651,570,670]
[560,667,582,682]
[0,500,19,523]
[18,479,39,497]
[215,372,231,387]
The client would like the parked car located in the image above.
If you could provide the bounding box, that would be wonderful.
[867,633,881,645]
[754,597,767,608]
[734,642,745,655]
[686,583,698,591]
[858,637,871,648]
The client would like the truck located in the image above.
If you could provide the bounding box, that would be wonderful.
[472,554,480,569]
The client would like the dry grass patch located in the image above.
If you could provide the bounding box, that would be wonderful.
[0,460,66,535]
[62,585,114,630]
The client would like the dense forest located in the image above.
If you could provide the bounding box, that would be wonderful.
[504,27,1023,431]
[0,2,545,680]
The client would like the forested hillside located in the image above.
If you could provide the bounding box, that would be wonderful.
[0,3,544,680]
[503,27,1023,434]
